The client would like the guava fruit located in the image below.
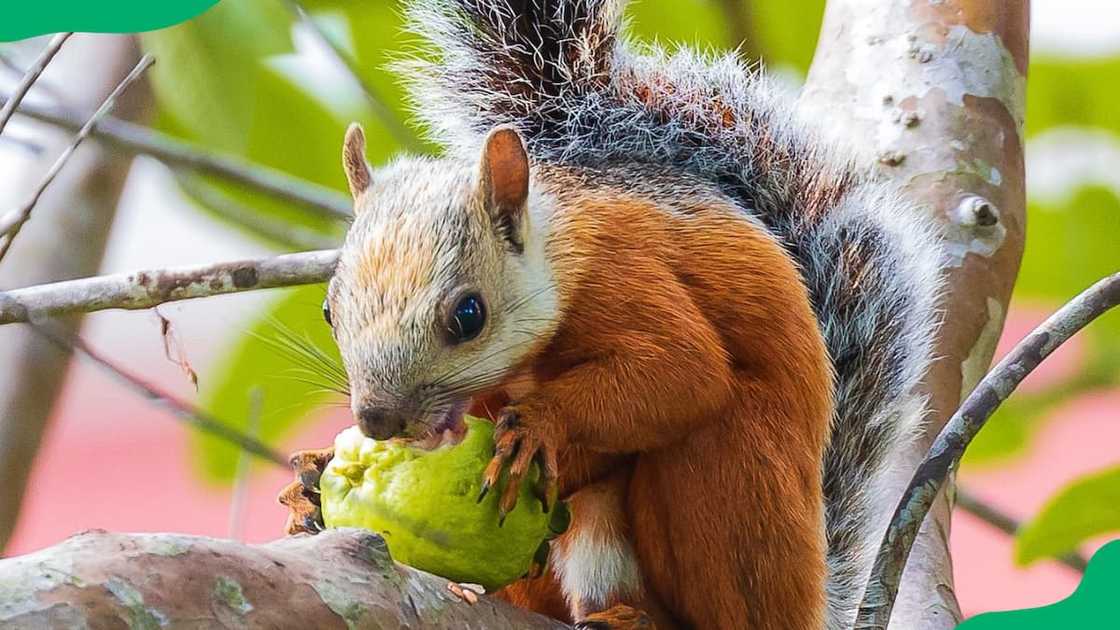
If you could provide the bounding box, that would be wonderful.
[320,417,554,591]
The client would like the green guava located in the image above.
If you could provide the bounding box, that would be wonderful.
[320,417,552,591]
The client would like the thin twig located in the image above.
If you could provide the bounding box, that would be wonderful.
[0,97,353,220]
[0,54,154,262]
[176,175,340,251]
[0,249,339,325]
[955,487,1088,574]
[0,33,71,136]
[856,272,1120,630]
[20,317,288,467]
[285,1,425,153]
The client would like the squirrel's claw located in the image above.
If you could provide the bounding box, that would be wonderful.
[278,446,334,535]
[498,431,540,521]
[481,427,517,502]
[483,405,561,521]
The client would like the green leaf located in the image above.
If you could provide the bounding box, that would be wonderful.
[140,0,379,241]
[1016,466,1120,566]
[140,0,292,149]
[195,285,343,481]
[1027,57,1120,138]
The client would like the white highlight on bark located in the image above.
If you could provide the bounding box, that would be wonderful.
[959,297,1005,401]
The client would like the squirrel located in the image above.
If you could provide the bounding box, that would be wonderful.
[279,0,943,628]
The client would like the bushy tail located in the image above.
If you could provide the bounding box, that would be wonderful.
[402,0,624,157]
[403,1,943,626]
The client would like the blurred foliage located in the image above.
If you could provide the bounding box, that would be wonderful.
[194,285,340,479]
[627,0,730,48]
[139,1,353,241]
[139,0,1119,560]
[750,0,824,72]
[1016,466,1120,566]
[1027,57,1120,138]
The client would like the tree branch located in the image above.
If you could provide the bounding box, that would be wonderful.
[0,250,339,325]
[0,54,154,262]
[857,272,1120,628]
[955,487,1088,574]
[0,529,567,629]
[0,96,352,220]
[0,33,71,136]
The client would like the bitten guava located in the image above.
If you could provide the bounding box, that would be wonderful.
[320,417,552,590]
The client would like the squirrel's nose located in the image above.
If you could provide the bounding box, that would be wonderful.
[356,405,408,440]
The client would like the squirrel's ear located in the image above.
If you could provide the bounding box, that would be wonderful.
[479,126,529,252]
[343,123,372,202]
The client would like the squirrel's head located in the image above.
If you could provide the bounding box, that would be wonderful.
[326,124,559,442]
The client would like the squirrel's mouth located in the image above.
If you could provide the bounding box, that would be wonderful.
[405,389,507,450]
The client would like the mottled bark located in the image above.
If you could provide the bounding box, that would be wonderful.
[0,250,339,325]
[800,1,1029,628]
[0,529,567,629]
[0,36,146,552]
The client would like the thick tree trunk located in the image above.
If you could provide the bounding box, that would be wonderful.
[0,35,145,552]
[0,529,566,629]
[800,1,1029,628]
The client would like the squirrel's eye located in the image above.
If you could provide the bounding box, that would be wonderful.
[322,299,332,327]
[448,294,486,344]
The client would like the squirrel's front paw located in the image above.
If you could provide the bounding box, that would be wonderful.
[277,446,334,535]
[479,404,560,522]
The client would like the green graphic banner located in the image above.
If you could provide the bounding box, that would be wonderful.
[2,0,220,42]
[959,540,1120,629]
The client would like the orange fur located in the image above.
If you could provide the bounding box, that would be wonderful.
[498,190,833,629]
